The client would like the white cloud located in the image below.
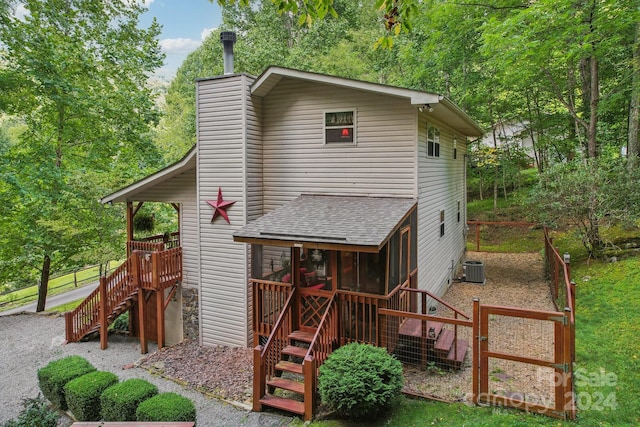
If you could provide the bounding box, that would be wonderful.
[14,4,29,20]
[201,27,216,41]
[159,38,201,54]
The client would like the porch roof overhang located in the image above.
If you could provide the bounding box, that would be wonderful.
[251,66,484,138]
[100,146,196,204]
[233,194,417,253]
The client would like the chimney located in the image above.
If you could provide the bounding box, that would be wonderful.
[220,31,237,75]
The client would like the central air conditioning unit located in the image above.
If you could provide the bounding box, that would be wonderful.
[463,260,485,284]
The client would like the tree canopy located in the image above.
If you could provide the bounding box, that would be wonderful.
[0,0,164,298]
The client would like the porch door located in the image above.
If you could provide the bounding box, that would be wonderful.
[293,247,334,332]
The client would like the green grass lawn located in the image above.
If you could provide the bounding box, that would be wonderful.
[0,261,122,312]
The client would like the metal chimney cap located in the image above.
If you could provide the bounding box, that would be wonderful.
[220,31,237,43]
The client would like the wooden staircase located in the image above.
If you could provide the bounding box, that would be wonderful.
[397,318,468,369]
[65,247,182,351]
[80,293,138,341]
[259,329,315,416]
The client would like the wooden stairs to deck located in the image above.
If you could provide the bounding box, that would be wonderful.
[81,293,138,341]
[397,318,468,369]
[259,329,315,416]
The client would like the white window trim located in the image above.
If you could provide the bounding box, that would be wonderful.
[324,109,357,145]
[427,123,440,158]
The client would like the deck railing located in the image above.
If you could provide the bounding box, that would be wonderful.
[127,232,180,254]
[251,279,293,343]
[303,293,338,419]
[133,248,183,290]
[65,247,182,348]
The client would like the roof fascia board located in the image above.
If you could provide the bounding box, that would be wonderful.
[251,66,481,136]
[100,147,196,204]
[251,67,441,105]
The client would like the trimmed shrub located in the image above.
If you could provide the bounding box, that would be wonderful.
[37,356,96,410]
[2,396,58,427]
[136,392,196,422]
[100,378,158,421]
[64,371,118,421]
[318,342,404,419]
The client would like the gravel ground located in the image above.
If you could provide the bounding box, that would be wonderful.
[0,313,293,427]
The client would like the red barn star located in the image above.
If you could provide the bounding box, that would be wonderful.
[206,187,236,224]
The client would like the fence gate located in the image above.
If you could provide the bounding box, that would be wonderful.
[474,304,574,420]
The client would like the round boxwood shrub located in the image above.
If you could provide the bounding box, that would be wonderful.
[136,392,196,422]
[100,378,158,421]
[37,356,96,410]
[64,371,118,421]
[318,342,404,419]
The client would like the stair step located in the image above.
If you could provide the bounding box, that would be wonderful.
[282,345,308,359]
[433,329,455,357]
[275,360,303,375]
[399,318,444,341]
[446,339,469,367]
[267,378,305,394]
[289,330,315,343]
[259,394,305,415]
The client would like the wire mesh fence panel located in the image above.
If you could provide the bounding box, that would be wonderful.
[484,313,557,408]
[380,312,474,402]
[478,305,572,418]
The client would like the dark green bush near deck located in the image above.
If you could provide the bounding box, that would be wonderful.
[100,378,158,421]
[64,371,118,421]
[136,392,196,423]
[37,356,96,410]
[318,342,404,420]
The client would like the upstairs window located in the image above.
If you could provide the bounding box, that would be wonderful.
[325,110,355,144]
[427,124,440,157]
[439,209,445,237]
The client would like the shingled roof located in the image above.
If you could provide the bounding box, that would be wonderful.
[233,194,416,252]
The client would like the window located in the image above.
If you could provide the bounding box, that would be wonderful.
[325,111,355,144]
[439,209,445,237]
[457,201,461,222]
[427,124,440,157]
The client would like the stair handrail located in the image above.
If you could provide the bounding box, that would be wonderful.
[302,293,338,420]
[65,256,133,343]
[253,288,296,412]
[396,288,471,320]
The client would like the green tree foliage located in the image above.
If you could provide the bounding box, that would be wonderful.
[531,157,640,256]
[0,0,164,299]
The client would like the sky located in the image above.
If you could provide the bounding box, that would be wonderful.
[139,0,223,79]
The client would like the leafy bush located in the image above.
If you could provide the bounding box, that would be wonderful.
[136,392,196,422]
[1,396,58,427]
[111,311,129,332]
[318,342,403,419]
[100,378,158,421]
[64,371,118,421]
[37,356,96,410]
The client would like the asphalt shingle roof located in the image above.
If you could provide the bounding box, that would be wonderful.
[233,194,416,249]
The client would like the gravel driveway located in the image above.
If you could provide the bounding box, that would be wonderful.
[0,313,293,426]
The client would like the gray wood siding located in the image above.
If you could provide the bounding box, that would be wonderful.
[196,75,255,348]
[261,78,417,211]
[417,113,467,297]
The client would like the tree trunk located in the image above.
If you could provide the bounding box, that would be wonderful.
[36,254,51,313]
[629,21,640,169]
